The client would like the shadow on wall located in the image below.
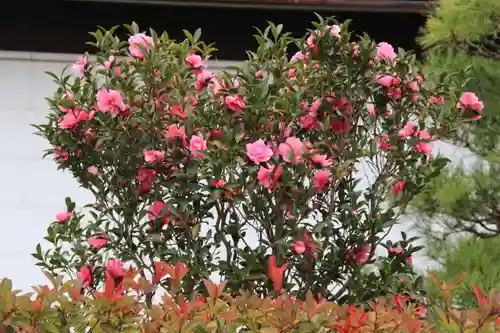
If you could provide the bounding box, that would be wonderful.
[1,1,425,60]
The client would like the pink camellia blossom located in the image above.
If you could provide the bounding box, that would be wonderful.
[387,87,402,101]
[376,132,394,151]
[353,45,360,57]
[416,142,433,158]
[96,89,127,115]
[354,243,371,265]
[72,55,88,77]
[59,110,90,129]
[407,256,413,265]
[87,233,108,249]
[148,201,170,224]
[313,169,330,192]
[143,149,165,164]
[78,266,93,288]
[224,95,246,112]
[165,124,187,147]
[457,92,484,120]
[376,75,400,87]
[392,180,405,195]
[418,129,431,140]
[104,55,115,71]
[376,42,397,61]
[256,71,264,79]
[189,133,207,159]
[366,103,376,116]
[257,164,282,191]
[291,51,309,62]
[195,70,213,90]
[407,80,420,91]
[389,246,404,255]
[246,139,273,164]
[87,165,99,175]
[292,241,306,254]
[211,179,226,188]
[329,24,341,38]
[288,68,296,79]
[429,95,445,105]
[56,212,72,223]
[310,154,333,168]
[128,33,154,58]
[397,121,417,139]
[106,259,125,279]
[185,54,204,69]
[279,136,305,164]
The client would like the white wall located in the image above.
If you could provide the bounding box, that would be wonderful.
[0,50,466,291]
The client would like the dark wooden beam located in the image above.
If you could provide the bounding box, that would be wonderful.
[68,0,431,13]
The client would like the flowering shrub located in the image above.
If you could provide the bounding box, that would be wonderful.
[33,16,481,305]
[1,275,500,332]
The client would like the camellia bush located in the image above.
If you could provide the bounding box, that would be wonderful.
[30,15,482,313]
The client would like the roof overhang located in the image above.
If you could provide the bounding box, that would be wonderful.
[66,0,431,14]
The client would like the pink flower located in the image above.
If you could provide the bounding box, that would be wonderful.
[429,96,444,105]
[72,55,88,77]
[354,243,370,265]
[211,179,226,188]
[59,110,89,129]
[458,92,484,111]
[416,142,433,158]
[389,247,404,255]
[189,133,207,159]
[353,45,360,57]
[56,212,72,223]
[376,42,397,61]
[165,124,187,147]
[376,132,393,151]
[96,89,127,115]
[310,154,333,168]
[397,121,417,139]
[87,165,99,174]
[257,164,282,191]
[366,103,376,116]
[106,259,124,279]
[376,75,399,87]
[313,169,330,192]
[104,55,115,71]
[78,266,93,288]
[288,68,296,79]
[256,71,264,79]
[224,95,246,112]
[148,201,170,224]
[185,54,204,69]
[457,92,484,120]
[407,256,413,265]
[392,180,405,195]
[88,233,108,249]
[418,129,431,140]
[407,80,420,91]
[246,139,273,164]
[329,24,341,38]
[143,150,165,163]
[292,241,306,254]
[279,137,305,164]
[128,33,154,58]
[195,70,213,90]
[291,51,309,62]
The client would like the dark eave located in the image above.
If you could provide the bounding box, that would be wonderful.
[67,0,431,13]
